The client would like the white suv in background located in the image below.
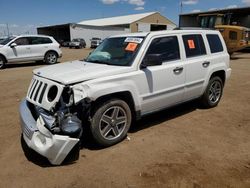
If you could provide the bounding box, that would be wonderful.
[0,35,62,69]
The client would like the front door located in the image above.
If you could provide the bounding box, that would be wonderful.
[7,37,31,62]
[140,35,185,114]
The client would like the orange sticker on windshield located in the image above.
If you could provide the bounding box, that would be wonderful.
[188,40,195,49]
[125,43,138,52]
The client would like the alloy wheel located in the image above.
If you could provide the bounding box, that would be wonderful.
[99,106,127,140]
[208,80,222,104]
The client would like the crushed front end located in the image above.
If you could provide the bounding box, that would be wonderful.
[19,75,90,165]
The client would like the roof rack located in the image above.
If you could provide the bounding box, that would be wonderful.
[174,27,214,30]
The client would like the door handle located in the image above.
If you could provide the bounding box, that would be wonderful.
[26,47,31,50]
[202,61,210,68]
[173,67,184,74]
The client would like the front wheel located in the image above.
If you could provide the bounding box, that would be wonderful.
[200,76,223,108]
[90,99,132,147]
[44,51,58,65]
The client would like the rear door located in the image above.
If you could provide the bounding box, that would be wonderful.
[29,37,53,59]
[182,34,208,100]
[140,35,185,114]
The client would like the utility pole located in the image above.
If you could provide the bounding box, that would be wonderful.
[180,1,183,14]
[179,1,183,28]
[6,23,10,37]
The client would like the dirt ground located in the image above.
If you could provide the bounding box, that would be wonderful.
[0,48,250,188]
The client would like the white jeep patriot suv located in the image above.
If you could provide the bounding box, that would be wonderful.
[0,35,62,69]
[19,30,231,165]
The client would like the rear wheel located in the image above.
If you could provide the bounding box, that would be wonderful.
[200,76,223,108]
[44,51,58,65]
[90,99,132,147]
[0,56,6,69]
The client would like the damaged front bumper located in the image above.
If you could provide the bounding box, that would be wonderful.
[19,99,80,165]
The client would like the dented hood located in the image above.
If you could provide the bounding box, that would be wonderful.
[33,60,133,85]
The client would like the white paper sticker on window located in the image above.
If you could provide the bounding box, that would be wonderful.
[125,38,143,44]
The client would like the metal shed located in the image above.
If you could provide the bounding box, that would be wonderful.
[179,6,250,28]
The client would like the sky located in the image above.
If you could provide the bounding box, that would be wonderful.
[0,0,250,36]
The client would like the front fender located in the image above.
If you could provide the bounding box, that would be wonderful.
[72,81,141,111]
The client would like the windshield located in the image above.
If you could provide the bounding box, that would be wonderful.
[85,37,144,66]
[0,36,16,45]
[72,39,80,42]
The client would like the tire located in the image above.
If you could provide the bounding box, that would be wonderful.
[200,76,223,108]
[90,99,132,147]
[44,51,58,65]
[0,56,6,69]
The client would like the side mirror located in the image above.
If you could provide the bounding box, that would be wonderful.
[10,43,17,48]
[140,54,162,69]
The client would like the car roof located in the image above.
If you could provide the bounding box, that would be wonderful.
[111,29,219,38]
[17,34,52,38]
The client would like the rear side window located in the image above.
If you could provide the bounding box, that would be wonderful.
[30,37,52,45]
[229,31,237,40]
[146,36,180,62]
[182,34,206,58]
[206,34,224,53]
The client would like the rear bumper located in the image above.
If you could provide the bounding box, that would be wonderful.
[19,99,79,165]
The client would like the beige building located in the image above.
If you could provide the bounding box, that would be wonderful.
[38,12,176,47]
[78,12,176,32]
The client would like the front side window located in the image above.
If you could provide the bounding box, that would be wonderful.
[182,34,206,58]
[14,37,29,46]
[86,37,144,66]
[145,36,180,63]
[206,34,223,53]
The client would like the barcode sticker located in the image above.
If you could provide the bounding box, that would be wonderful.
[125,38,143,44]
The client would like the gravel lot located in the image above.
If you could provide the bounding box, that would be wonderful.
[0,48,250,188]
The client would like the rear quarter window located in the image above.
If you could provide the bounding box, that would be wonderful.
[182,34,206,58]
[206,34,224,53]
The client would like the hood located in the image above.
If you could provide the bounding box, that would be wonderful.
[0,45,3,48]
[33,60,133,85]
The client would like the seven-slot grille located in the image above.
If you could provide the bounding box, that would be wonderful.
[27,78,48,104]
[26,76,63,111]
